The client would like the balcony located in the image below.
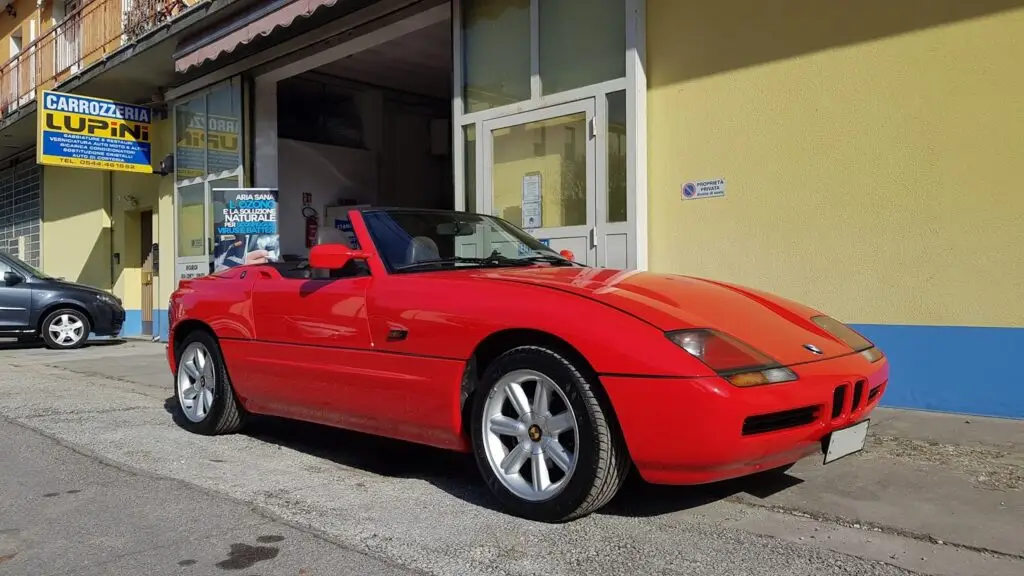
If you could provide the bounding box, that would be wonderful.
[0,0,191,118]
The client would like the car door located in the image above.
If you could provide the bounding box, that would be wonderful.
[238,262,375,427]
[0,260,32,330]
[362,272,478,450]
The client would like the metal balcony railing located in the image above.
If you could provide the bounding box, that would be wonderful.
[0,0,190,119]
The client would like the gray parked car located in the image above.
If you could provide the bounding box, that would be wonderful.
[0,251,125,349]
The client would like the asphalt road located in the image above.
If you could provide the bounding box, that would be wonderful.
[1,339,1021,576]
[0,418,413,576]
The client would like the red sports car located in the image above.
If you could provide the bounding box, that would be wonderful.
[167,207,888,522]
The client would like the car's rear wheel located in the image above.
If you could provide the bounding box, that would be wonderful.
[40,309,90,350]
[174,330,246,435]
[470,345,630,522]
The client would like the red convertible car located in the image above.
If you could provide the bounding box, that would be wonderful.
[167,207,888,522]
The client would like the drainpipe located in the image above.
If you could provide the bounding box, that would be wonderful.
[107,170,114,291]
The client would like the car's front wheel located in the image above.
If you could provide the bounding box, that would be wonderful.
[40,308,90,350]
[174,330,246,435]
[470,345,630,522]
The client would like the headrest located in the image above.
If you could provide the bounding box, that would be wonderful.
[406,236,440,264]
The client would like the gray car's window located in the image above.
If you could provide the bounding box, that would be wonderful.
[1,253,47,279]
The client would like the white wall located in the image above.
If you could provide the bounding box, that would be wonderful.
[276,138,378,259]
[254,74,452,259]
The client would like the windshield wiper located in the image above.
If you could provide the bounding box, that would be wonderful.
[395,252,575,272]
[506,254,576,266]
[394,256,511,271]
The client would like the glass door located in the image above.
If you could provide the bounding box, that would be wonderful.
[482,99,596,265]
[174,173,243,288]
[175,183,208,287]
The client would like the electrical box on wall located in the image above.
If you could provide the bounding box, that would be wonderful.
[430,118,450,156]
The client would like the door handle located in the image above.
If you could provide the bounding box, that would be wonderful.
[386,323,408,342]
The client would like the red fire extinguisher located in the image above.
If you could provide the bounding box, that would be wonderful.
[303,206,319,248]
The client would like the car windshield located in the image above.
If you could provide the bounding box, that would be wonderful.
[1,252,51,279]
[360,209,572,273]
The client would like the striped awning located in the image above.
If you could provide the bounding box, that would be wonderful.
[174,0,342,73]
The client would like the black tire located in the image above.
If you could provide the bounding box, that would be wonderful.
[173,330,247,435]
[40,308,91,350]
[469,345,630,522]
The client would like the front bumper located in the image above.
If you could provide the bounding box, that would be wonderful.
[90,303,126,336]
[602,352,889,485]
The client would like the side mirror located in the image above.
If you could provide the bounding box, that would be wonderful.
[559,249,575,261]
[309,244,369,270]
[3,270,24,286]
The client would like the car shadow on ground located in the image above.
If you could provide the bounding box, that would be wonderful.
[602,468,803,517]
[161,397,803,518]
[0,337,127,351]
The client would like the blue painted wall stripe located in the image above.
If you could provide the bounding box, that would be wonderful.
[120,310,142,338]
[116,309,169,341]
[853,324,1024,420]
[158,309,170,342]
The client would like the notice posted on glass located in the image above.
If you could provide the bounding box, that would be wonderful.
[212,188,281,272]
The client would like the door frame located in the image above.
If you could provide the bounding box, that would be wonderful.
[139,209,154,336]
[452,0,643,268]
[171,76,247,290]
[452,0,647,270]
[173,171,244,288]
[592,91,635,269]
[481,99,597,265]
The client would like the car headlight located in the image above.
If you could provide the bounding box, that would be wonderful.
[96,293,119,306]
[811,315,883,363]
[667,329,798,387]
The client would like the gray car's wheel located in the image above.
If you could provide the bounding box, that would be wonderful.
[40,309,90,350]
[174,330,246,435]
[470,345,630,522]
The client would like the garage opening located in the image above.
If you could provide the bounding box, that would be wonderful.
[271,8,453,262]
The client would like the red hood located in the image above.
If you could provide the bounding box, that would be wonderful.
[474,267,856,366]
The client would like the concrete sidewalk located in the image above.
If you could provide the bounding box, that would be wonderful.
[733,408,1023,556]
[2,338,1022,569]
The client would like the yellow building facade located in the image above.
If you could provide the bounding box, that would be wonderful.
[4,0,1021,417]
[645,0,1024,417]
[41,116,176,339]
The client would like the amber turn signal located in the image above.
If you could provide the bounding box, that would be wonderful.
[727,367,799,387]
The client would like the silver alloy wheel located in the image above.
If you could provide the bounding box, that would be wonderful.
[48,314,85,346]
[482,369,580,502]
[177,342,216,423]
